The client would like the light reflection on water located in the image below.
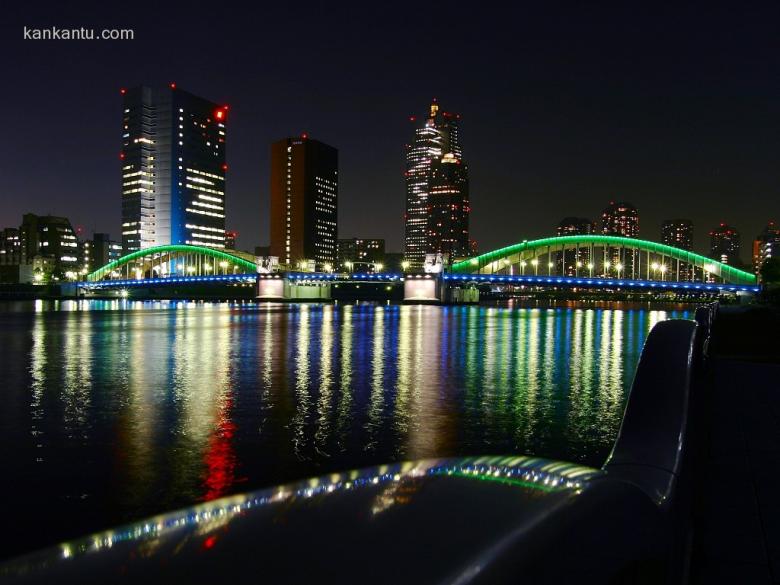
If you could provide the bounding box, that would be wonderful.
[0,299,689,558]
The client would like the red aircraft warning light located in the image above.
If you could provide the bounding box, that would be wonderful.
[169,82,177,89]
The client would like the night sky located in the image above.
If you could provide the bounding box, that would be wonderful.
[2,3,779,259]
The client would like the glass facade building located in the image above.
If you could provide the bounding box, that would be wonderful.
[121,85,227,253]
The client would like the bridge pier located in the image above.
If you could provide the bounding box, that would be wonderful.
[403,276,479,304]
[256,275,332,301]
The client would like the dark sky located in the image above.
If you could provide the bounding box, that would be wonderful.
[2,3,779,259]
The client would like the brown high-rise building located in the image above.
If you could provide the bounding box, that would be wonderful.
[269,135,338,271]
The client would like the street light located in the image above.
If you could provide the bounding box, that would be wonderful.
[401,261,410,272]
[659,265,668,280]
[615,263,623,278]
[323,263,333,273]
[520,260,527,275]
[531,258,539,275]
[344,261,353,272]
[219,261,229,274]
[587,262,594,277]
[374,263,383,273]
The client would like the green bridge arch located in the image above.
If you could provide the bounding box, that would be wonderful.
[451,235,756,285]
[86,245,257,281]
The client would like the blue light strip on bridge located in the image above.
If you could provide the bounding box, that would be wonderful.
[78,274,257,288]
[441,273,760,293]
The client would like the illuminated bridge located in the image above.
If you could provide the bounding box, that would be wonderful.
[75,240,759,302]
[451,235,756,285]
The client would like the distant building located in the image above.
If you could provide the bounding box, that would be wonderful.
[661,219,694,281]
[383,252,405,273]
[405,100,470,267]
[601,201,639,238]
[709,223,741,265]
[753,221,780,275]
[0,227,21,264]
[601,201,639,276]
[121,84,227,253]
[661,219,693,250]
[269,135,338,271]
[225,230,238,250]
[337,238,385,271]
[83,233,122,273]
[554,218,595,275]
[557,217,595,236]
[3,214,80,282]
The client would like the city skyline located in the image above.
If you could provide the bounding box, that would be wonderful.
[2,4,779,258]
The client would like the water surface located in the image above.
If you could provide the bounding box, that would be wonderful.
[0,299,690,558]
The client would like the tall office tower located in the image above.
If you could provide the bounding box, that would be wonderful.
[121,84,227,253]
[427,152,470,260]
[269,135,338,271]
[661,219,694,250]
[752,221,779,274]
[404,99,469,267]
[601,201,639,276]
[662,219,694,281]
[709,223,741,265]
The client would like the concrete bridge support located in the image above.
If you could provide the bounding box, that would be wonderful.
[403,276,479,304]
[256,275,332,301]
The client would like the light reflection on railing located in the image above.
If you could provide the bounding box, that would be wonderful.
[0,455,598,575]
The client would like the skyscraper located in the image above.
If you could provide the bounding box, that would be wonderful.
[662,219,694,281]
[404,100,469,267]
[709,223,741,265]
[121,84,227,253]
[269,135,338,271]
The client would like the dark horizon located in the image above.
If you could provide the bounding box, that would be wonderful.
[2,3,779,260]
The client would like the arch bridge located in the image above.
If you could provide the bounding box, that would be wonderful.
[86,245,257,282]
[451,235,756,286]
